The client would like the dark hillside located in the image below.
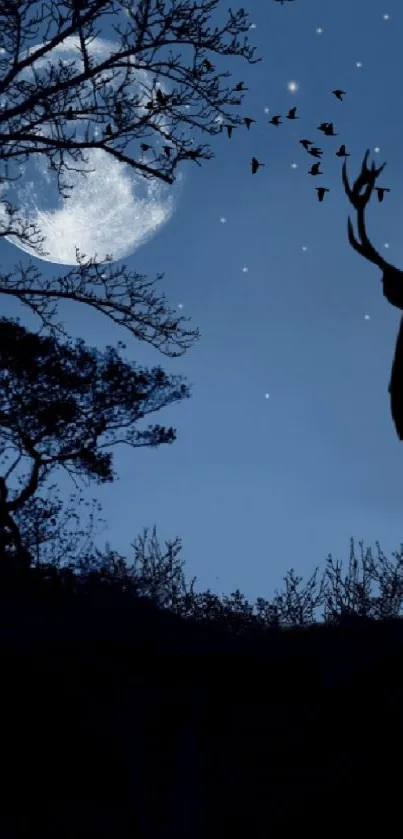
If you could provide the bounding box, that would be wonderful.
[0,558,402,838]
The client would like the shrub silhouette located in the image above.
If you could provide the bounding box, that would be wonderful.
[1,540,402,837]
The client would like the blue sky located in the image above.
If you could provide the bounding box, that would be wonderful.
[2,0,403,605]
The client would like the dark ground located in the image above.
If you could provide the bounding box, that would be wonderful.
[0,569,402,838]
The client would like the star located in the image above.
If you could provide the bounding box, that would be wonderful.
[264,106,270,114]
[241,266,249,273]
[264,393,270,400]
[356,61,363,68]
[249,23,256,29]
[287,81,299,93]
[291,162,298,169]
[374,146,381,153]
[178,303,183,310]
[301,245,308,252]
[383,14,390,20]
[315,27,323,34]
[364,314,370,320]
[384,243,390,249]
[219,216,227,224]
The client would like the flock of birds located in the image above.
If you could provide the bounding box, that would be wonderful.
[221,88,391,203]
[102,81,391,206]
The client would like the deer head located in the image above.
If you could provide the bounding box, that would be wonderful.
[343,149,403,440]
[342,149,403,310]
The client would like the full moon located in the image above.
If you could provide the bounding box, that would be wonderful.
[0,35,184,266]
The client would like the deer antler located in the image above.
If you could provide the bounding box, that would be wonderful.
[343,149,403,310]
[342,149,392,271]
[343,149,403,441]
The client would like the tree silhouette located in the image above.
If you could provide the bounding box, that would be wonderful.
[0,317,190,562]
[5,482,107,568]
[57,527,403,629]
[0,0,261,566]
[0,0,260,346]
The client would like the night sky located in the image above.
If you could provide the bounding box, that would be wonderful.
[2,0,403,605]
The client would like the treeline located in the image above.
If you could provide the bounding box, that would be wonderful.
[2,526,403,636]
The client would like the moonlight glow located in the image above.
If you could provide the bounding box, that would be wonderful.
[0,36,184,266]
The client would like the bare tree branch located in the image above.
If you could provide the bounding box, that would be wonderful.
[0,0,259,186]
[0,0,259,348]
[0,253,200,355]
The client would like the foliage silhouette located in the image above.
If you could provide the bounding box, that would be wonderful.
[0,317,190,562]
[13,522,403,631]
[0,0,261,560]
[9,483,107,569]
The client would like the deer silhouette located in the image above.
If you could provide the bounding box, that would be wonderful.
[342,149,403,440]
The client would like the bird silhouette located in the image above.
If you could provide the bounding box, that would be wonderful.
[140,143,150,152]
[235,81,248,91]
[287,106,298,120]
[163,146,172,157]
[324,122,337,136]
[66,106,74,119]
[243,117,256,130]
[105,123,113,136]
[335,144,350,158]
[308,147,323,158]
[114,101,122,115]
[308,162,322,176]
[375,187,391,202]
[268,115,282,126]
[251,157,265,174]
[317,122,330,132]
[299,139,312,149]
[223,124,235,138]
[156,88,169,107]
[202,59,214,72]
[332,89,346,101]
[316,187,330,202]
